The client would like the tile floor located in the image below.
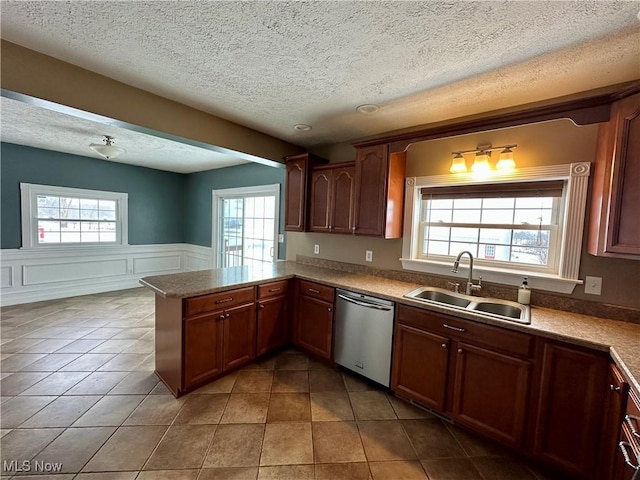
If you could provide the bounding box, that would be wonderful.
[0,288,564,479]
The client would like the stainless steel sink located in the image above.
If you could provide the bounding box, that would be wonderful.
[404,287,530,324]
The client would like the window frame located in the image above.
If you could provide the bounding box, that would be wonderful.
[20,183,129,249]
[401,163,591,294]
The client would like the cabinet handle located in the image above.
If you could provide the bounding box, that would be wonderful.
[351,226,356,233]
[619,441,640,471]
[441,343,447,349]
[625,415,640,439]
[308,288,321,294]
[268,288,281,293]
[259,304,265,309]
[443,323,466,333]
[215,297,234,304]
[328,225,333,231]
[225,313,230,319]
[218,314,226,320]
[610,384,621,392]
[457,348,463,354]
[328,307,333,312]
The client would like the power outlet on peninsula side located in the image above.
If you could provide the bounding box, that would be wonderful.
[365,250,373,262]
[584,276,602,295]
[314,244,320,255]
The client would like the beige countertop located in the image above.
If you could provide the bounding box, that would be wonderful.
[140,261,640,397]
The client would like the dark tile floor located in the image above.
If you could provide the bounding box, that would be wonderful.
[1,288,563,479]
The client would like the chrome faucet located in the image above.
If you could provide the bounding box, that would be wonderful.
[452,250,482,295]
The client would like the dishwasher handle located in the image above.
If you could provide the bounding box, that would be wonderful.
[337,293,392,311]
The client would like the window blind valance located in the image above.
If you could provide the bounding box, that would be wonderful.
[420,180,565,200]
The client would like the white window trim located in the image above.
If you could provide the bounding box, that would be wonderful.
[401,163,591,294]
[20,183,129,249]
[211,184,280,269]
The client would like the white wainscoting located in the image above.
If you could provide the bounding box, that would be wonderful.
[0,243,213,306]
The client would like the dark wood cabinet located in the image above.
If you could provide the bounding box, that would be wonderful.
[256,280,290,356]
[598,363,630,480]
[184,312,224,388]
[295,280,334,360]
[222,302,256,372]
[353,145,406,238]
[532,341,608,479]
[309,163,356,234]
[613,389,640,480]
[588,92,640,258]
[284,153,328,232]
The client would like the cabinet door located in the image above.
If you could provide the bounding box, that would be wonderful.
[297,295,333,360]
[284,157,307,231]
[353,144,388,236]
[598,363,629,480]
[452,343,531,448]
[184,312,224,390]
[257,295,288,357]
[309,170,331,232]
[329,166,356,234]
[391,323,449,412]
[222,303,256,372]
[533,342,608,478]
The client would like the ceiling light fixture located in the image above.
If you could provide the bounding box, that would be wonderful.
[294,124,312,132]
[89,135,125,160]
[356,104,380,114]
[449,144,518,174]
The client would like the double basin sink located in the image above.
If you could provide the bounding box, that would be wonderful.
[404,286,530,324]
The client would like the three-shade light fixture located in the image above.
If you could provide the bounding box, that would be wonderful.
[450,144,517,174]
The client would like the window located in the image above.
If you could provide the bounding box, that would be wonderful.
[401,163,591,294]
[212,184,280,268]
[21,183,128,248]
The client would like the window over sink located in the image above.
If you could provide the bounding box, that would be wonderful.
[401,163,591,294]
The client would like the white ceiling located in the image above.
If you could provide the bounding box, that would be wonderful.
[1,1,639,171]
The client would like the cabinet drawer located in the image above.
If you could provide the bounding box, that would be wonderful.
[258,280,289,299]
[185,287,256,317]
[298,280,334,303]
[397,304,533,358]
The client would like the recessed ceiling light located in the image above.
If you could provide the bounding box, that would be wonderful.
[356,104,380,114]
[294,124,312,131]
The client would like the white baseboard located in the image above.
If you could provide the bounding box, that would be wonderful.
[0,243,214,306]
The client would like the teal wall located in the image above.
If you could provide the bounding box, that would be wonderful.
[184,162,286,258]
[1,143,185,248]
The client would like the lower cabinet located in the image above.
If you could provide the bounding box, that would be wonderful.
[598,363,629,480]
[295,280,335,360]
[613,389,640,480]
[256,280,290,356]
[222,303,256,372]
[184,312,224,388]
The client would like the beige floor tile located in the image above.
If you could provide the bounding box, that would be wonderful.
[368,461,427,480]
[174,393,229,424]
[203,423,265,467]
[309,368,346,392]
[83,425,167,472]
[75,472,138,479]
[343,374,376,392]
[0,353,47,372]
[59,353,116,372]
[315,463,372,480]
[420,458,484,480]
[88,339,137,354]
[134,353,155,371]
[267,393,311,422]
[0,428,64,473]
[194,372,238,394]
[13,475,74,479]
[19,353,81,372]
[232,370,273,393]
[150,382,173,395]
[111,327,152,340]
[80,328,123,340]
[19,371,89,396]
[313,421,367,463]
[0,337,46,354]
[64,371,129,395]
[21,395,101,428]
[0,428,11,438]
[0,395,56,428]
[445,424,508,457]
[242,356,276,370]
[198,467,258,479]
[220,394,270,424]
[310,391,354,422]
[137,470,199,480]
[271,370,309,392]
[97,353,148,371]
[18,338,75,353]
[274,353,308,371]
[471,456,537,480]
[144,424,217,470]
[257,465,314,480]
[124,394,185,425]
[401,419,465,459]
[72,395,145,426]
[387,396,434,420]
[349,391,396,420]
[357,421,417,461]
[260,422,313,466]
[108,371,160,394]
[54,339,106,353]
[33,426,116,473]
[0,372,51,395]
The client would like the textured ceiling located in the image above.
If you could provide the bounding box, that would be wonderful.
[1,1,639,158]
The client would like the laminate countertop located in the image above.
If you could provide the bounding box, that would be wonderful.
[140,261,640,397]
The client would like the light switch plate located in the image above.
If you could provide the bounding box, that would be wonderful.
[314,244,320,255]
[365,250,373,262]
[584,276,602,295]
[278,234,284,243]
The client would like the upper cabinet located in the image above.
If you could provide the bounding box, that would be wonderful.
[284,153,328,232]
[353,145,406,238]
[309,163,356,234]
[588,92,640,259]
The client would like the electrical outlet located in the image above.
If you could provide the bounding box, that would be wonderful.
[584,276,602,295]
[365,250,373,262]
[314,244,320,255]
[278,234,284,243]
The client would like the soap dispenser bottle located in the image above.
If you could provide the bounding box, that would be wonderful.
[518,277,531,305]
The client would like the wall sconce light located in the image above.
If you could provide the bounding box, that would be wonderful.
[449,144,517,173]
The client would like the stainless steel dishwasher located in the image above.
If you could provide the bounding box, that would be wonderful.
[334,288,395,387]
